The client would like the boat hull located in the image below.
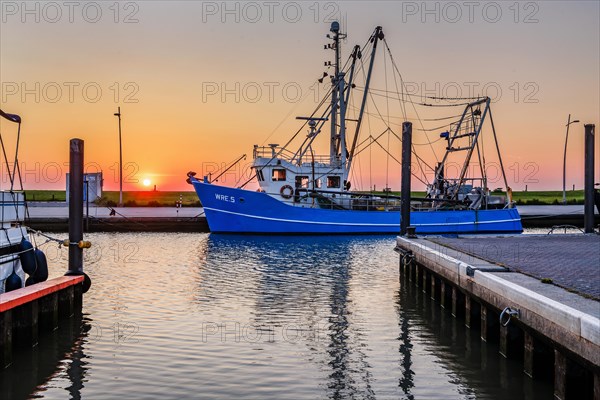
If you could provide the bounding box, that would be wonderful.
[191,181,522,234]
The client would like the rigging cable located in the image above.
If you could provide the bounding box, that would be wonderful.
[383,37,438,168]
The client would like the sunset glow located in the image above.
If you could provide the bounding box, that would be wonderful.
[0,1,598,191]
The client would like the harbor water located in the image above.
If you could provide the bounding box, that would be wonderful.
[1,233,554,399]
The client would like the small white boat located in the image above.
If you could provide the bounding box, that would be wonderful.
[0,110,47,293]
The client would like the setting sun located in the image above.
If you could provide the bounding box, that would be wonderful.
[143,179,151,187]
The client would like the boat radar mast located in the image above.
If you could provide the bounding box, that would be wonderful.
[325,22,384,178]
[327,21,345,167]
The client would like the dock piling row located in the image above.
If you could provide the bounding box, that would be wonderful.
[396,237,600,400]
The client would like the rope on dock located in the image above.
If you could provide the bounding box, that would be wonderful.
[27,228,92,249]
[26,227,65,246]
[104,207,150,228]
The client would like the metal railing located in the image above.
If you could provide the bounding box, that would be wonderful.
[253,145,332,165]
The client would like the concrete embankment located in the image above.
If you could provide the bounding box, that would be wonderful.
[22,203,599,232]
[518,205,599,227]
[24,204,208,232]
[395,234,600,399]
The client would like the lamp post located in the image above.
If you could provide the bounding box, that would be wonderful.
[114,107,123,206]
[562,114,580,204]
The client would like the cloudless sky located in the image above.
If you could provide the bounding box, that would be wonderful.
[0,0,598,191]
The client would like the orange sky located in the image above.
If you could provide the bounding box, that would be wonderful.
[1,1,598,192]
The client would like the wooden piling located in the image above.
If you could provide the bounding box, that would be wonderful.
[465,296,472,328]
[555,349,567,400]
[0,311,12,368]
[584,124,595,233]
[440,280,446,308]
[400,122,412,236]
[481,305,489,342]
[524,331,535,378]
[594,371,600,400]
[68,139,84,274]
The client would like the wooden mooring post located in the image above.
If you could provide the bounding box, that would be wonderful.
[584,124,595,233]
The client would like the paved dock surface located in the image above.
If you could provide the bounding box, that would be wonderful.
[26,204,204,218]
[429,235,600,300]
[396,233,600,381]
[23,204,207,232]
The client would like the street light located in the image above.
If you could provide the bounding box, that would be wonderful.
[114,107,123,207]
[562,114,580,204]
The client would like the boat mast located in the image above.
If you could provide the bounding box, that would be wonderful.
[347,26,383,174]
[329,21,342,167]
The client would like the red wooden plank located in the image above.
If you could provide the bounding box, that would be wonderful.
[0,276,84,312]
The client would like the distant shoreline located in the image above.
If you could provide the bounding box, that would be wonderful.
[22,189,587,207]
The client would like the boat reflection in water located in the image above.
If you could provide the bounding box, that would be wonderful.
[198,234,382,398]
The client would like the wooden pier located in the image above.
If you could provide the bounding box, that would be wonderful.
[395,234,600,400]
[0,275,84,368]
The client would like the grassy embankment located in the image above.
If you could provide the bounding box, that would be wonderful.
[24,190,201,207]
[23,190,586,206]
[401,190,584,205]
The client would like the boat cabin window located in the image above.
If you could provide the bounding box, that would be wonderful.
[256,170,265,182]
[327,176,340,188]
[272,169,286,181]
[295,176,309,188]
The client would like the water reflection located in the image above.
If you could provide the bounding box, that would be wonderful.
[200,235,380,399]
[1,315,90,400]
[2,233,558,399]
[396,276,554,400]
[396,296,415,399]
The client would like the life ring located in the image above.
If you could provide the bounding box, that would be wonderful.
[280,185,294,199]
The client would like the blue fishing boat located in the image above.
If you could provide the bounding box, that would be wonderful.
[189,23,522,235]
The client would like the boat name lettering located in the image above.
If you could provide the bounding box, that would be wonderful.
[215,193,235,203]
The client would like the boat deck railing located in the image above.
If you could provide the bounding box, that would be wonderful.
[272,188,506,212]
[0,191,26,226]
[253,145,331,165]
[266,189,477,212]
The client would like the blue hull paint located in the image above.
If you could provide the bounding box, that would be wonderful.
[191,181,523,234]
